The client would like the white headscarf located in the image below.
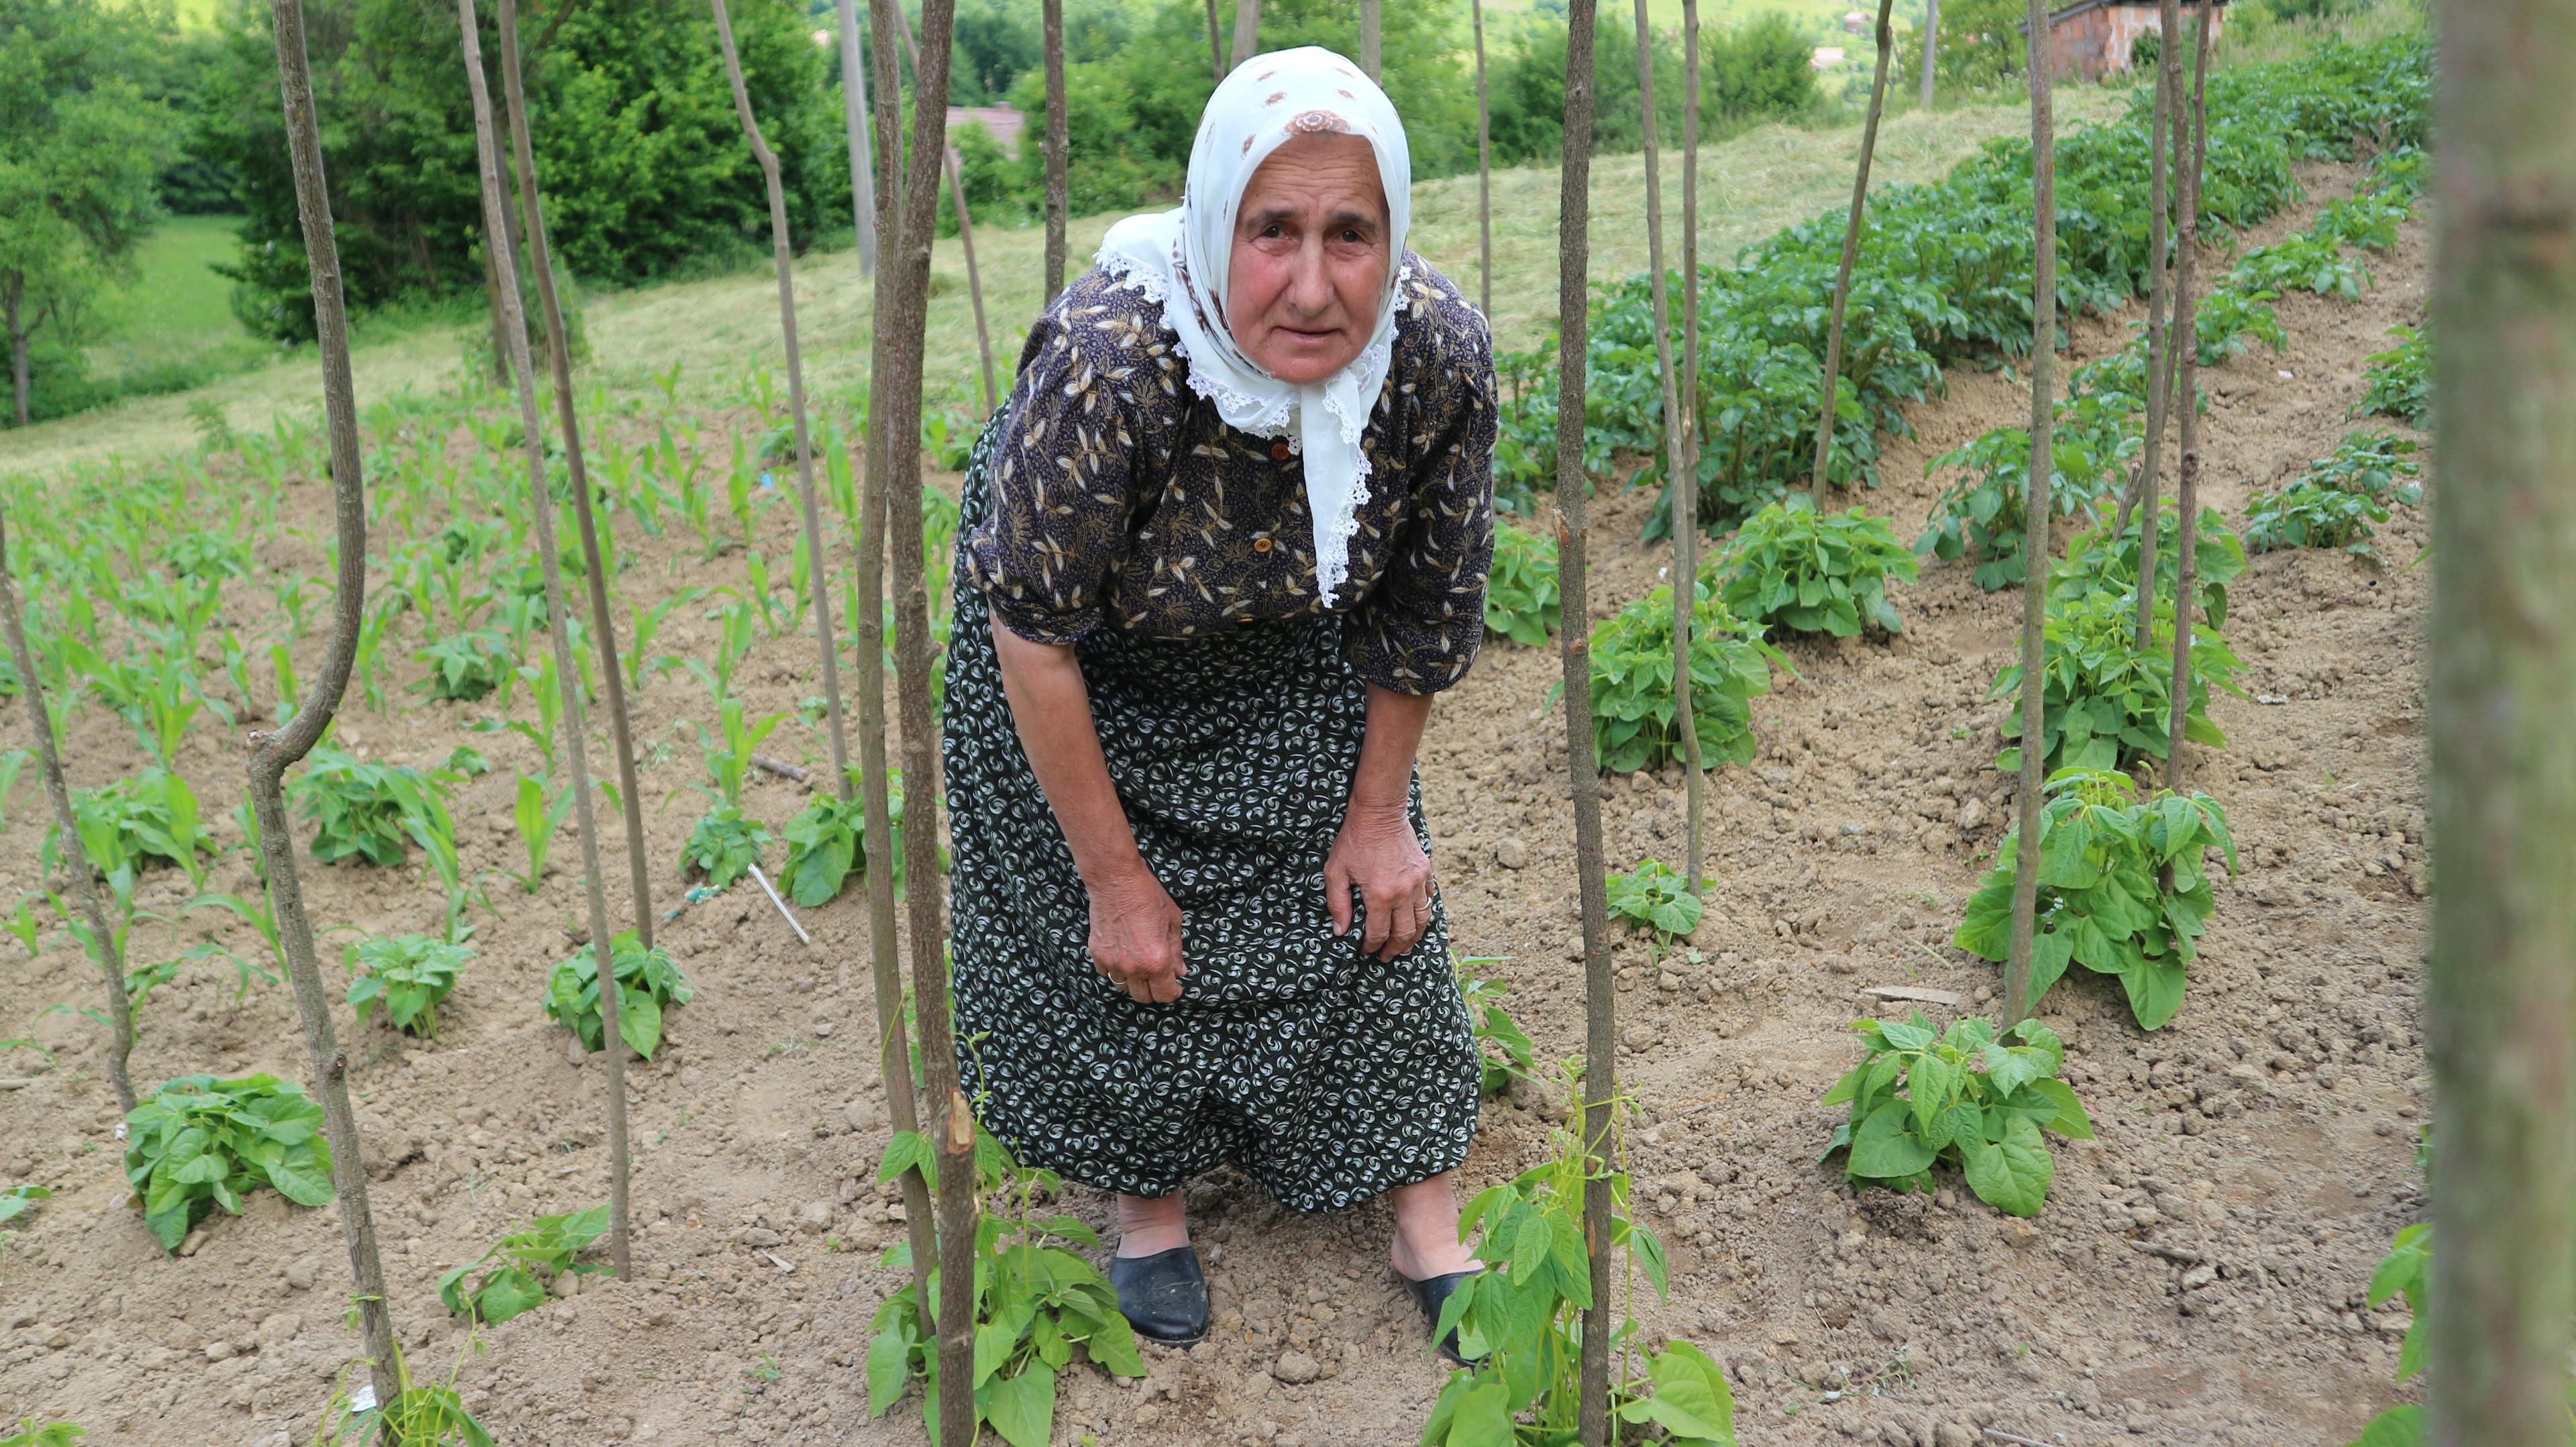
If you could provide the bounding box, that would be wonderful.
[1095,46,1412,604]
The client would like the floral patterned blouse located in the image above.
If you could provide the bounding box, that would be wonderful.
[959,252,1499,696]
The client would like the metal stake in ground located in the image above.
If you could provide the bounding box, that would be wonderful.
[1631,0,1706,893]
[1809,0,1897,494]
[874,6,977,1442]
[456,0,636,1279]
[1550,5,1616,1442]
[0,511,134,1117]
[2004,0,2057,1027]
[494,0,657,955]
[250,0,400,1409]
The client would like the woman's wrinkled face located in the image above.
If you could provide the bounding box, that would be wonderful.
[1225,131,1391,386]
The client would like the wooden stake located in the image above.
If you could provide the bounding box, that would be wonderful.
[494,0,657,956]
[1631,0,1705,896]
[896,1,996,415]
[1359,0,1380,82]
[1203,0,1226,81]
[861,0,938,1325]
[2004,0,2056,1027]
[1042,0,1068,304]
[712,0,856,818]
[876,5,975,1442]
[2118,0,2180,654]
[0,521,133,1116]
[1232,0,1259,69]
[250,0,400,1408]
[1919,0,1939,107]
[836,0,880,278]
[1550,8,1615,1442]
[2160,2,2208,792]
[1810,0,1897,494]
[1680,0,1704,892]
[1472,0,1493,320]
[456,0,634,1279]
[2428,0,2576,1436]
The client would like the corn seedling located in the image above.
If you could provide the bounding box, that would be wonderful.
[508,773,576,893]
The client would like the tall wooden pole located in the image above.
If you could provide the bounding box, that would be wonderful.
[1042,0,1068,303]
[250,0,399,1407]
[1231,0,1259,68]
[1809,0,1898,492]
[2004,0,2055,1026]
[1,521,133,1116]
[1552,7,1615,1441]
[496,0,657,955]
[2428,0,2576,1437]
[2159,2,2208,792]
[1472,0,1493,319]
[861,0,937,1334]
[2119,0,2180,652]
[1680,0,1704,890]
[1359,0,1381,81]
[713,0,856,810]
[877,4,975,1443]
[1203,0,1226,81]
[458,0,634,1279]
[1631,0,1705,896]
[837,0,880,278]
[1919,0,1938,107]
[896,2,997,415]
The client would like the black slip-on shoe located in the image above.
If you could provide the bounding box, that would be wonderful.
[1110,1245,1209,1348]
[1397,1268,1484,1368]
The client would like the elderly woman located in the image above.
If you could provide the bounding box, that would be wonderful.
[943,48,1497,1356]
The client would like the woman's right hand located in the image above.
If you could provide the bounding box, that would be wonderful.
[1087,863,1185,1004]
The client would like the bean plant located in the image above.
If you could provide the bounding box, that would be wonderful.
[2049,502,2247,630]
[288,748,453,867]
[123,1073,335,1252]
[2357,325,2430,427]
[1483,523,1560,648]
[1952,768,2237,1030]
[414,629,515,702]
[1571,584,1782,775]
[344,934,472,1038]
[544,932,692,1061]
[438,1205,610,1327]
[1990,590,2243,776]
[682,805,770,891]
[62,767,209,885]
[1821,1014,2093,1218]
[1607,859,1703,943]
[1455,958,1538,1098]
[1707,496,1915,638]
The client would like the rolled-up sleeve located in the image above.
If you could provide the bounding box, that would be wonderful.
[1347,313,1499,696]
[959,310,1145,645]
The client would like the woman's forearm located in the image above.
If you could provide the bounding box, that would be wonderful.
[1349,684,1434,820]
[990,618,1146,887]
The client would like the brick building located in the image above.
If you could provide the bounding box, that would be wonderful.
[2023,0,2225,81]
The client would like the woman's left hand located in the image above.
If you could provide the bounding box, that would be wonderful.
[1325,805,1435,961]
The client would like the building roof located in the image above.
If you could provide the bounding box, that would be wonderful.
[2021,0,2224,34]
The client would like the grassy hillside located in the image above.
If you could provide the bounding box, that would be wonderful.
[0,83,2127,480]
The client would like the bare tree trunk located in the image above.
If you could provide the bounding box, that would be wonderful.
[1552,9,1614,1443]
[478,223,511,382]
[2160,2,2208,792]
[879,6,975,1444]
[837,0,879,278]
[496,0,656,959]
[2428,0,2576,1438]
[6,293,28,429]
[1472,0,1493,319]
[1919,0,1938,107]
[250,0,399,1410]
[1042,0,1068,304]
[862,0,937,1324]
[1809,0,1897,494]
[458,0,635,1280]
[0,516,132,1113]
[714,0,855,818]
[1358,0,1380,81]
[2119,0,2179,653]
[1679,0,1704,892]
[2004,0,2055,1026]
[896,3,996,415]
[1631,0,1704,901]
[1231,0,1259,69]
[1203,0,1226,81]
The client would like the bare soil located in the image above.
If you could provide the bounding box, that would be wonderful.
[1,159,2430,1447]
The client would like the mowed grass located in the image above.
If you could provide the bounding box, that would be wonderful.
[0,83,2129,481]
[83,213,274,388]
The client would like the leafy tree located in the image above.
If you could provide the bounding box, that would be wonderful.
[0,0,167,427]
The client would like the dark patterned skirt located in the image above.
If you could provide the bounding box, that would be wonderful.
[942,439,1479,1212]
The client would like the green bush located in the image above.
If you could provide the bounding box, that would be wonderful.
[2357,325,2431,426]
[288,747,451,867]
[1823,1014,2092,1218]
[1709,497,1916,637]
[682,805,770,892]
[413,629,515,702]
[544,932,692,1061]
[123,1073,334,1252]
[439,1205,610,1327]
[2245,430,2421,557]
[343,934,470,1038]
[2048,500,2247,631]
[1952,768,2236,1030]
[1991,590,2243,776]
[1483,522,1561,648]
[1573,584,1784,775]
